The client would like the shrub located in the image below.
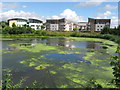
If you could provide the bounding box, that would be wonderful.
[71,31,81,37]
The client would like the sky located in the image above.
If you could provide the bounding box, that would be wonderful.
[0,1,119,28]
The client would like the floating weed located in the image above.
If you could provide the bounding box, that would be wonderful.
[34,64,51,70]
[20,55,53,70]
[58,84,68,88]
[95,79,115,88]
[8,43,19,47]
[31,58,37,61]
[50,71,57,74]
[20,43,57,53]
[35,65,46,70]
[8,43,58,53]
[28,62,36,67]
[20,60,26,64]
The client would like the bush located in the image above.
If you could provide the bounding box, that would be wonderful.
[71,31,81,37]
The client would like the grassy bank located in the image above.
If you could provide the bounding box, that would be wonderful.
[1,31,120,44]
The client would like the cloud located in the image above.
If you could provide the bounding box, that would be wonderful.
[111,16,118,28]
[96,12,118,28]
[96,11,112,19]
[1,10,46,22]
[98,4,117,11]
[1,3,19,10]
[60,9,85,22]
[1,3,28,10]
[22,5,27,8]
[76,2,101,8]
[75,0,107,8]
[50,15,61,19]
[47,9,86,23]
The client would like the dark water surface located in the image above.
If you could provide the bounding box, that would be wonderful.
[2,38,117,88]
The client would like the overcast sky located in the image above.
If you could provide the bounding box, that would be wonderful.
[0,1,119,28]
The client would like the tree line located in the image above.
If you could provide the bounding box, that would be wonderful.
[101,25,120,36]
[0,21,45,34]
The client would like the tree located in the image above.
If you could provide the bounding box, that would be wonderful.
[116,25,120,36]
[73,28,79,31]
[110,46,120,88]
[41,25,45,30]
[12,23,16,27]
[2,26,11,34]
[101,26,110,34]
[23,24,29,28]
[0,21,8,28]
[26,27,34,33]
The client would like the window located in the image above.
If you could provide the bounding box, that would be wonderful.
[31,25,35,27]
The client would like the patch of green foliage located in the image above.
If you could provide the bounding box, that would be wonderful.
[2,69,25,89]
[101,25,120,36]
[110,46,120,88]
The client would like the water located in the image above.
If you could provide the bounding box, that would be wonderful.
[2,37,117,88]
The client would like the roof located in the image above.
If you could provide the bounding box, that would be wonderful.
[88,18,111,20]
[8,18,27,21]
[28,18,43,23]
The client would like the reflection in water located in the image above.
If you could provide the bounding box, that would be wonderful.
[87,41,103,49]
[34,38,104,50]
[6,47,19,51]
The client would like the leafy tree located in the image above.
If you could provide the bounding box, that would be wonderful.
[23,24,29,28]
[0,21,8,28]
[12,23,16,27]
[110,46,120,88]
[2,26,11,34]
[101,26,110,34]
[116,25,120,36]
[73,28,79,31]
[26,27,34,33]
[41,25,45,30]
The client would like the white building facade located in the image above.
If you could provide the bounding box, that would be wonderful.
[78,22,88,31]
[46,18,73,31]
[88,18,111,32]
[8,18,43,30]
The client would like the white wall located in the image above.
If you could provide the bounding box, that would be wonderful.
[17,22,27,27]
[95,24,105,31]
[50,24,59,31]
[29,23,43,30]
[65,24,69,31]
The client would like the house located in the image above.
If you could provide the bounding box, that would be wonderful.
[8,18,43,30]
[87,18,111,32]
[46,18,73,31]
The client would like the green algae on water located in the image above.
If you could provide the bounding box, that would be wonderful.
[50,71,57,74]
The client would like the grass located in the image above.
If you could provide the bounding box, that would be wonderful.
[1,31,120,45]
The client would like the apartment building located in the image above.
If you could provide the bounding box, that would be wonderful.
[8,18,43,30]
[46,18,73,31]
[78,22,88,31]
[88,18,111,32]
[8,18,27,27]
[73,24,79,29]
[28,18,43,30]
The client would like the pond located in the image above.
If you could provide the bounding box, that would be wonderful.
[2,37,118,88]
